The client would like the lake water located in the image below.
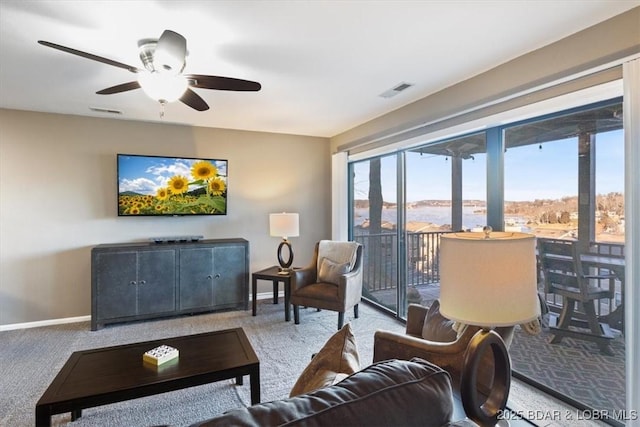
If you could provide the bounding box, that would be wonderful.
[354,206,529,231]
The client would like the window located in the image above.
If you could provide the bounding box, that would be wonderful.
[351,154,399,313]
[407,132,487,231]
[503,100,625,418]
[504,100,624,243]
[348,98,626,423]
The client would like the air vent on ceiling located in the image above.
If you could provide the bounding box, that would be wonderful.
[379,82,414,99]
[89,107,123,115]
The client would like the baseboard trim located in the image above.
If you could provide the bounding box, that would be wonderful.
[0,315,92,331]
[0,291,283,331]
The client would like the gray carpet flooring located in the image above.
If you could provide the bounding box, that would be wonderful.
[1,300,404,427]
[1,300,608,427]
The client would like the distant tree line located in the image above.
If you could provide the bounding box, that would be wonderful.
[356,191,624,228]
[505,192,624,227]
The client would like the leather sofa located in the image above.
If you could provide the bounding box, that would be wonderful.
[191,357,475,427]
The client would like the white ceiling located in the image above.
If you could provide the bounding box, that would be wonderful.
[1,1,638,138]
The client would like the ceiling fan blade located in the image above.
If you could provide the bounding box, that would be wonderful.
[180,88,209,111]
[38,40,140,73]
[96,81,141,95]
[154,30,187,73]
[186,74,261,92]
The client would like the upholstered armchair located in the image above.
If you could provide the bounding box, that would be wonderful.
[374,301,515,394]
[291,240,363,330]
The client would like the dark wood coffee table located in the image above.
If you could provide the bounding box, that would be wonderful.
[35,327,260,427]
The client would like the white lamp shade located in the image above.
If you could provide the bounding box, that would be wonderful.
[269,213,299,238]
[439,231,540,327]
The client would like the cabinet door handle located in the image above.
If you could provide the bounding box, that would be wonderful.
[139,280,146,285]
[207,275,213,280]
[129,281,137,285]
[215,273,221,279]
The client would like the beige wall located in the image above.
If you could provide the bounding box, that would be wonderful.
[0,109,330,326]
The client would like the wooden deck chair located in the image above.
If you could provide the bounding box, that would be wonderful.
[537,238,616,355]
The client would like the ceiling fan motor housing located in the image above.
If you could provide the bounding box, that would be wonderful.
[154,30,187,73]
[137,30,187,74]
[137,39,158,72]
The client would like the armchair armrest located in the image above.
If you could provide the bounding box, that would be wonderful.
[340,268,359,280]
[336,264,364,307]
[583,273,617,279]
[292,266,317,291]
[374,326,478,361]
[582,272,617,298]
[373,326,479,384]
[406,304,429,336]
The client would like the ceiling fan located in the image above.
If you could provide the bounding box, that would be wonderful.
[38,30,261,112]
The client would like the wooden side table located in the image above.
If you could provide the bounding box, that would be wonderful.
[252,266,296,321]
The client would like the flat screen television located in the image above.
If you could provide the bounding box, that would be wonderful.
[117,154,228,216]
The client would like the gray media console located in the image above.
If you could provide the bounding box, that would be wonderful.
[91,238,249,330]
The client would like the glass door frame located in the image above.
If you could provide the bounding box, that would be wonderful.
[348,97,624,321]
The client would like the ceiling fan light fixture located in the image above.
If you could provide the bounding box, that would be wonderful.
[39,30,260,113]
[137,71,188,103]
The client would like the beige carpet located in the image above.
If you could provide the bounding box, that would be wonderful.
[1,299,604,427]
[0,300,403,427]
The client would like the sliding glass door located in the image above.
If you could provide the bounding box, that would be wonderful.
[348,97,626,424]
[403,133,487,313]
[503,99,625,418]
[350,132,487,318]
[351,154,399,313]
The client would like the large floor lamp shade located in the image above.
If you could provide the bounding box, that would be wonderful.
[269,213,299,271]
[439,229,539,425]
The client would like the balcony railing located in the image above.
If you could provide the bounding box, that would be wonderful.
[354,230,450,293]
[355,231,625,332]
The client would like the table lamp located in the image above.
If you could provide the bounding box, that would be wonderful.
[439,227,539,425]
[269,213,299,272]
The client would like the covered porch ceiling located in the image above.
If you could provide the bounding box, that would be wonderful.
[410,101,623,158]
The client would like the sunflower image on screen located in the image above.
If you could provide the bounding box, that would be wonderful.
[117,154,228,216]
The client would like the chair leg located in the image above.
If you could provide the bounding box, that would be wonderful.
[549,298,575,344]
[338,312,344,330]
[550,298,615,355]
[583,301,604,336]
[293,305,300,325]
[354,304,359,319]
[583,301,614,355]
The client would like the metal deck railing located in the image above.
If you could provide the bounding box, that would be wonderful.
[354,231,625,332]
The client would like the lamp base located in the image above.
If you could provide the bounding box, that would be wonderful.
[277,239,294,270]
[460,329,511,426]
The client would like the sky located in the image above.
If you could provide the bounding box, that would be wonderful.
[118,155,228,194]
[353,129,624,203]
